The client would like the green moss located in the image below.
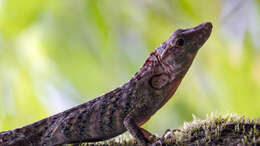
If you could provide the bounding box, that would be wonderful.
[160,113,260,145]
[65,134,138,146]
[65,113,260,146]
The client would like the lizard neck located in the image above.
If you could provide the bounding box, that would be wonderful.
[127,47,191,126]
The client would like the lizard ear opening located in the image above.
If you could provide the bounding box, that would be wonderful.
[149,74,170,89]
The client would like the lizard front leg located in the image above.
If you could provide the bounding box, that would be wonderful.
[124,115,151,146]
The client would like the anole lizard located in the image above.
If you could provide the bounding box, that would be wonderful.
[0,22,212,146]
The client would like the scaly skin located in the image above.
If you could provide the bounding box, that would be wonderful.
[0,22,212,146]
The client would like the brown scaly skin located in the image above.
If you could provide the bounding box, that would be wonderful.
[0,22,212,146]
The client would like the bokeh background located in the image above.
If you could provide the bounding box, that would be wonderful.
[0,0,260,135]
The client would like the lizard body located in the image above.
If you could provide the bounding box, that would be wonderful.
[0,22,212,146]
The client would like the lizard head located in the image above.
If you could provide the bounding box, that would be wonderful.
[159,22,212,76]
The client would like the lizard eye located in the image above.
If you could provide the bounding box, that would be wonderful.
[175,38,184,47]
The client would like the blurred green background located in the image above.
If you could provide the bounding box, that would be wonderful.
[0,0,260,135]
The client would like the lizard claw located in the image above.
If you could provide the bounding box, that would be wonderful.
[147,134,159,143]
[151,140,163,146]
[150,129,182,146]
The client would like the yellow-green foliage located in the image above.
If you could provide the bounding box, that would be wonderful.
[70,113,260,146]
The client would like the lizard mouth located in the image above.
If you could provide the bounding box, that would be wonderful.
[195,22,212,38]
[181,22,213,52]
[183,22,213,39]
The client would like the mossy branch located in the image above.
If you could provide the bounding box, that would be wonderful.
[69,113,260,146]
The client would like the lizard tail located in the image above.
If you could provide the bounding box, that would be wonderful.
[0,115,58,146]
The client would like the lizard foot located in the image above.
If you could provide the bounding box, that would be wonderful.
[150,129,182,146]
[147,134,159,143]
[151,139,163,146]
